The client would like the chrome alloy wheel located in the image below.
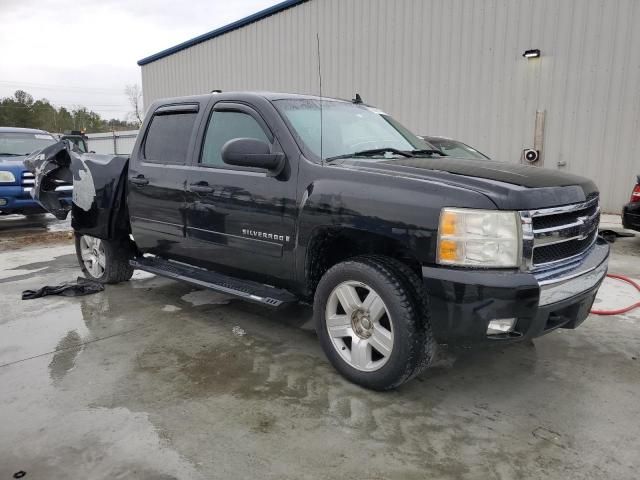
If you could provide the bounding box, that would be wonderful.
[79,235,106,279]
[325,281,394,372]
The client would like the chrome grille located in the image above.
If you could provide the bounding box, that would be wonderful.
[520,196,600,270]
[531,201,599,230]
[21,171,34,186]
[21,170,72,194]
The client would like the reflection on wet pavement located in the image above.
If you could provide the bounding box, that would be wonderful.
[48,330,83,384]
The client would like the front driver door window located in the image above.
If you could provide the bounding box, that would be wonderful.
[201,111,270,167]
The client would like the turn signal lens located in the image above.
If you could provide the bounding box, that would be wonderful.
[437,208,521,267]
[440,211,458,235]
[438,239,459,261]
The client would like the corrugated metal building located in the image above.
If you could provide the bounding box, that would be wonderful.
[138,0,640,213]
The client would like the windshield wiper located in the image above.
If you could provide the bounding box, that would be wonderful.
[0,152,25,157]
[407,149,447,156]
[325,148,414,163]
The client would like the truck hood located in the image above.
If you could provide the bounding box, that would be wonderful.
[333,156,598,210]
[0,154,28,166]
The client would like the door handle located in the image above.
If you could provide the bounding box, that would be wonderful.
[189,182,214,193]
[130,175,149,186]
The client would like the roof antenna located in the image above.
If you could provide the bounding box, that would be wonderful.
[352,93,363,104]
[316,32,324,165]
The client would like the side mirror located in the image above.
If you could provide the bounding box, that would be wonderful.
[221,138,284,172]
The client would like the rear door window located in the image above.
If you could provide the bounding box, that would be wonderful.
[201,111,269,167]
[144,112,197,164]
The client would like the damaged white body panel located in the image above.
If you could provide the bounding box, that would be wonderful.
[72,159,97,212]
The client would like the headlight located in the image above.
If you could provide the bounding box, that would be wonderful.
[0,171,16,183]
[437,208,521,267]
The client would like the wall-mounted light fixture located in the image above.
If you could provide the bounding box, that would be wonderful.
[523,49,541,59]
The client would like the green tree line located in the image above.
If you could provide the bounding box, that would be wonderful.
[0,90,139,133]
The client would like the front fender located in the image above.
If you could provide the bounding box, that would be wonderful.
[24,141,130,240]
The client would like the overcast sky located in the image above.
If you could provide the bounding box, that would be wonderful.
[0,0,278,121]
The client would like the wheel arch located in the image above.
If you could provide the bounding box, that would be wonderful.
[302,226,421,299]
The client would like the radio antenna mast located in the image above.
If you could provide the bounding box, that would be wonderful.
[316,32,324,165]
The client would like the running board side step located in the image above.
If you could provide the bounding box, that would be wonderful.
[130,256,298,307]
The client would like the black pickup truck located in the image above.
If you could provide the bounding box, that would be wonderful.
[26,92,609,390]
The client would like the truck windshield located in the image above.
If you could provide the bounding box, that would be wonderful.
[0,132,56,156]
[274,99,431,161]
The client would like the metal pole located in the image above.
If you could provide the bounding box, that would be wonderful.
[533,110,545,167]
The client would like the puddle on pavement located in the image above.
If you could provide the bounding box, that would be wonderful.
[0,301,88,367]
[48,330,83,385]
[119,326,585,473]
[180,289,232,306]
[126,323,518,436]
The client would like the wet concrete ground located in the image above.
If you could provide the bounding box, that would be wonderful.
[0,220,639,479]
[0,214,72,250]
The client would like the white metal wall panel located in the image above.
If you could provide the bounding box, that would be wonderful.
[86,130,138,156]
[141,0,640,212]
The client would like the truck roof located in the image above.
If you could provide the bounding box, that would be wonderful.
[0,126,53,135]
[149,91,352,107]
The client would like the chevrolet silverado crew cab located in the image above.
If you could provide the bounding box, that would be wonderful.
[0,127,71,215]
[26,92,609,390]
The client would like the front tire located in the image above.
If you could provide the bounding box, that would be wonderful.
[314,256,435,390]
[75,234,133,284]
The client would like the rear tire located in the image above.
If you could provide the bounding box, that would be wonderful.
[75,233,133,284]
[314,256,435,390]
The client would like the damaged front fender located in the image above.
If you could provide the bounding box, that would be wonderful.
[24,141,130,240]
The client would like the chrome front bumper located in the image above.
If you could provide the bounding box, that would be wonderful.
[536,240,609,306]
